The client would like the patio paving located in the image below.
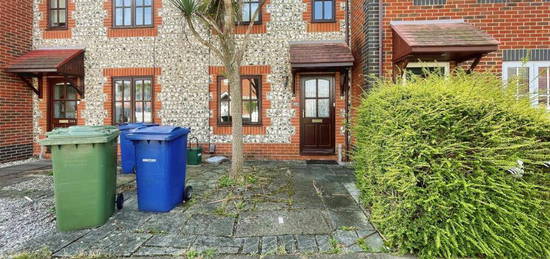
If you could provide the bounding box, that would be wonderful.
[0,160,396,258]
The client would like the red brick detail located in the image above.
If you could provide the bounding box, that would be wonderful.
[234,0,271,34]
[103,0,162,38]
[208,66,272,135]
[38,0,75,39]
[303,0,346,32]
[379,0,550,77]
[349,0,365,130]
[199,144,339,160]
[102,67,162,125]
[0,0,35,162]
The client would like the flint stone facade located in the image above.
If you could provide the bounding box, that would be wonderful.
[30,0,349,159]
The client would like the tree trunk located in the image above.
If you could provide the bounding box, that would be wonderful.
[227,64,244,179]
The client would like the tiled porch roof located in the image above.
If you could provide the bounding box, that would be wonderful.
[289,42,354,68]
[5,49,84,74]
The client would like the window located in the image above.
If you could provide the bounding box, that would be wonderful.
[312,0,335,22]
[218,76,261,125]
[114,0,153,28]
[403,62,450,81]
[241,0,261,24]
[53,83,77,119]
[113,77,153,124]
[503,61,550,110]
[48,0,68,29]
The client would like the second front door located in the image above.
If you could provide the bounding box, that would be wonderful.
[300,76,335,154]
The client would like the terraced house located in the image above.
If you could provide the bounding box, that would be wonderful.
[1,0,549,163]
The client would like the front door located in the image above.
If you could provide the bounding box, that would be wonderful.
[49,79,78,130]
[300,76,335,154]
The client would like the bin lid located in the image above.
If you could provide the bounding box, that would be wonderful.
[39,126,120,146]
[126,126,190,141]
[118,122,158,131]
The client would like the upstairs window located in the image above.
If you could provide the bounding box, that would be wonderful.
[218,76,262,125]
[241,0,261,24]
[113,77,153,124]
[503,61,550,110]
[312,0,335,22]
[48,0,68,29]
[114,0,153,28]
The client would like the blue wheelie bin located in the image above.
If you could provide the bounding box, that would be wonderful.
[126,126,192,212]
[118,123,157,174]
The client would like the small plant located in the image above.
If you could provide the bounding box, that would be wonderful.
[339,226,357,231]
[326,237,343,254]
[356,237,370,252]
[276,245,287,255]
[218,175,236,188]
[244,174,257,184]
[234,201,246,211]
[202,248,217,258]
[214,206,237,218]
[11,247,51,259]
[186,249,199,259]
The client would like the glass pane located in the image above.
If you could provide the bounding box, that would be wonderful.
[115,8,123,26]
[538,67,549,108]
[220,78,230,101]
[144,80,152,100]
[305,79,316,97]
[51,0,58,8]
[250,101,259,122]
[318,99,329,118]
[242,101,251,121]
[220,101,231,122]
[135,80,143,100]
[136,0,143,6]
[58,10,66,24]
[135,102,143,122]
[124,7,132,25]
[305,99,316,118]
[144,0,152,5]
[517,67,530,96]
[136,7,143,25]
[144,7,152,25]
[115,102,122,123]
[54,84,63,99]
[123,102,131,122]
[242,79,251,100]
[323,1,333,19]
[65,101,76,118]
[115,0,123,7]
[123,80,131,101]
[144,102,152,122]
[115,81,123,100]
[124,0,132,6]
[314,1,323,20]
[66,85,77,99]
[242,3,250,22]
[318,79,330,97]
[251,3,259,21]
[54,101,63,118]
[50,10,58,26]
[58,0,66,8]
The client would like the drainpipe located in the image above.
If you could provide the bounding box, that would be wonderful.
[378,0,383,77]
[345,0,350,45]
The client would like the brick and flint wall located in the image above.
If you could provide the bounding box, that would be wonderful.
[31,0,350,160]
[0,0,34,163]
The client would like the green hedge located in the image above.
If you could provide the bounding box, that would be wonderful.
[353,72,550,258]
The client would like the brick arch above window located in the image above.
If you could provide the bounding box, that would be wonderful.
[38,0,75,39]
[103,0,162,38]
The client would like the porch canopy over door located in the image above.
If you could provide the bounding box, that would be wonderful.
[391,20,499,77]
[289,41,354,95]
[5,49,85,98]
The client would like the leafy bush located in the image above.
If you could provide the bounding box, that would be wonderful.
[353,71,550,258]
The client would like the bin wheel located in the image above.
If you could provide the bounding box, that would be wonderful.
[116,193,124,210]
[184,186,193,201]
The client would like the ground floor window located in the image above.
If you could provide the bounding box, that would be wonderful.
[113,77,153,124]
[217,76,261,125]
[403,62,450,80]
[502,61,550,110]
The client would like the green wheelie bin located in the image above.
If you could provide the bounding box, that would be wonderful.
[40,126,122,231]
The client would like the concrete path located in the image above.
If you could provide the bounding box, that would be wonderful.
[1,160,403,258]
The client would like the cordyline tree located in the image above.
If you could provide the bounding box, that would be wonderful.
[169,0,266,178]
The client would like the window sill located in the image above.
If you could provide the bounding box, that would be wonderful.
[107,27,158,37]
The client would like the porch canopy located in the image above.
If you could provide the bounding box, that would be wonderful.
[5,49,85,98]
[391,20,499,75]
[289,41,354,95]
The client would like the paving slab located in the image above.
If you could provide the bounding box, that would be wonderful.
[315,235,333,253]
[333,229,358,247]
[191,235,243,254]
[296,234,318,253]
[133,246,186,256]
[85,231,151,256]
[364,233,385,252]
[277,235,297,254]
[235,209,332,237]
[144,233,197,248]
[328,210,374,231]
[322,194,362,211]
[181,214,236,236]
[241,237,260,254]
[260,236,278,255]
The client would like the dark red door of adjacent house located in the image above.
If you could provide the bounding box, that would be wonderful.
[300,76,335,154]
[49,79,78,130]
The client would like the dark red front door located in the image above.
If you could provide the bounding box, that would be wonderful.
[49,79,78,130]
[300,76,335,154]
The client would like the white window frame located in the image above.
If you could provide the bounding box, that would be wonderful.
[502,61,550,110]
[403,62,450,80]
